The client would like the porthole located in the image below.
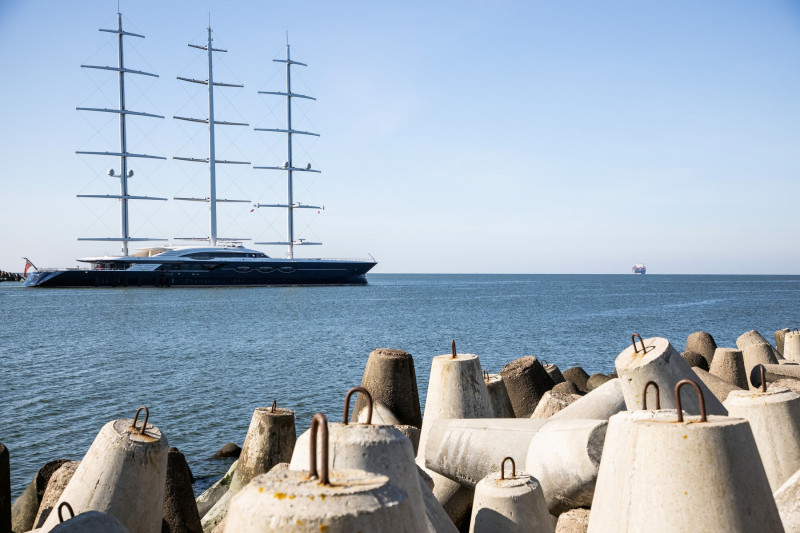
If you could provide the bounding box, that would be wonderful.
[279,266,295,273]
[235,266,252,273]
[258,266,274,273]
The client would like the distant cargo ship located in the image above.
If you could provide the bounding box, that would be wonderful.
[632,263,646,275]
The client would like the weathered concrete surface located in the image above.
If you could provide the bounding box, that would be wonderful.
[710,348,748,389]
[725,388,800,491]
[485,373,515,418]
[416,352,492,527]
[592,415,782,532]
[0,444,9,533]
[39,419,168,533]
[786,332,800,363]
[681,350,709,371]
[425,418,550,488]
[531,391,581,418]
[556,508,590,533]
[549,379,625,422]
[196,460,237,519]
[743,343,780,390]
[586,373,611,391]
[500,356,556,418]
[34,461,80,529]
[526,419,607,514]
[418,472,458,533]
[229,407,295,494]
[692,366,743,404]
[770,379,800,395]
[291,423,428,532]
[200,490,231,533]
[162,448,202,533]
[553,381,581,395]
[223,468,416,532]
[47,510,131,532]
[776,328,791,356]
[212,443,240,459]
[561,367,590,393]
[685,331,717,367]
[544,363,566,385]
[352,348,423,428]
[737,329,770,350]
[615,337,727,415]
[394,425,421,456]
[13,460,69,533]
[469,470,554,533]
[775,467,800,533]
[588,410,686,533]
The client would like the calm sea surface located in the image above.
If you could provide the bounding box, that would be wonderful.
[1,274,798,497]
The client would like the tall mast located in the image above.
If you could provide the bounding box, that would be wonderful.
[76,12,167,255]
[173,24,250,246]
[253,41,322,258]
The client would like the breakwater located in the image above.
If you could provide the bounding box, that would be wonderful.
[4,328,800,531]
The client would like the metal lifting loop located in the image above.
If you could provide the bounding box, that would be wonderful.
[500,457,516,480]
[451,340,457,358]
[643,381,660,410]
[271,400,277,413]
[483,369,489,381]
[309,413,330,485]
[793,328,799,334]
[541,359,549,366]
[631,333,646,354]
[131,406,149,435]
[58,501,75,523]
[343,386,372,425]
[674,379,707,423]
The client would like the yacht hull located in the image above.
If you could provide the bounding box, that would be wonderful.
[24,259,376,288]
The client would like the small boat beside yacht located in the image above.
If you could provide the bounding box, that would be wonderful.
[24,13,376,288]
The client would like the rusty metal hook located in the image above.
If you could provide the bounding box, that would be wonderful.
[309,413,330,485]
[675,379,707,423]
[343,386,372,425]
[643,381,660,410]
[792,328,799,334]
[131,406,149,435]
[451,340,457,358]
[631,333,646,354]
[271,400,277,413]
[58,501,74,523]
[541,359,549,366]
[500,457,516,480]
[483,369,489,381]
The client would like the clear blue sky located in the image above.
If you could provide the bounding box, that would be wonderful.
[1,1,799,273]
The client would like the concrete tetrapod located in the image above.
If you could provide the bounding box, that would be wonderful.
[588,381,684,532]
[469,458,554,533]
[424,417,608,514]
[736,329,771,350]
[485,373,516,418]
[786,331,800,363]
[530,390,581,418]
[162,448,202,533]
[34,461,80,529]
[595,380,783,532]
[776,328,791,356]
[39,407,169,533]
[12,459,69,533]
[548,378,625,421]
[196,460,237,519]
[225,413,417,532]
[742,343,779,390]
[499,356,556,417]
[685,331,717,367]
[290,387,428,532]
[561,367,590,393]
[416,346,493,528]
[230,404,296,493]
[615,335,726,415]
[0,444,8,533]
[543,363,566,385]
[352,348,422,428]
[709,347,748,389]
[724,384,800,491]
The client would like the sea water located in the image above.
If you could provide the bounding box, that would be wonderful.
[1,274,798,497]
